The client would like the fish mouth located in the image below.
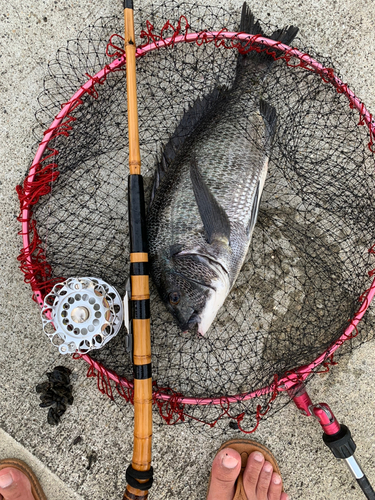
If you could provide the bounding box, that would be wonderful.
[181,312,201,333]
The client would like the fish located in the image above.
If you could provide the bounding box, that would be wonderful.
[147,3,298,335]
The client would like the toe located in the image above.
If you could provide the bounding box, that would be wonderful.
[0,468,34,500]
[268,472,283,500]
[207,448,241,500]
[242,451,265,497]
[255,461,274,499]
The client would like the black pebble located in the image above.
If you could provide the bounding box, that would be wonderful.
[72,436,82,445]
[52,385,72,398]
[37,366,73,425]
[55,404,67,417]
[54,366,72,376]
[47,370,70,385]
[36,381,50,393]
[39,400,55,408]
[47,407,60,425]
[39,393,56,407]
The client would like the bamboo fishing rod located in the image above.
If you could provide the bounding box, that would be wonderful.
[123,1,153,499]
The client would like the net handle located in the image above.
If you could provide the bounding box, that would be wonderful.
[20,30,375,406]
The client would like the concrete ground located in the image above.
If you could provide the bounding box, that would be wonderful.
[1,0,375,499]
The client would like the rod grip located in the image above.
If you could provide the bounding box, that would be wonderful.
[126,174,153,495]
[323,425,375,499]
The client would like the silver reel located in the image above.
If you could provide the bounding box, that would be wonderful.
[41,277,123,355]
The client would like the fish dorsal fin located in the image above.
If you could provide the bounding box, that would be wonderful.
[190,159,231,245]
[151,88,225,202]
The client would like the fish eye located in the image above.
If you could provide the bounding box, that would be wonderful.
[169,292,181,306]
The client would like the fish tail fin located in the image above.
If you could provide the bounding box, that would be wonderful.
[238,2,299,65]
[239,2,263,38]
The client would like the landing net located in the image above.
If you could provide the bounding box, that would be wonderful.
[17,2,375,432]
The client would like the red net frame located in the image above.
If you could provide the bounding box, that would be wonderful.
[17,25,375,430]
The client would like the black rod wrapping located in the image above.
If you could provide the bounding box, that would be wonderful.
[130,262,149,276]
[126,465,154,491]
[124,0,134,9]
[132,299,150,320]
[128,175,148,254]
[134,363,152,380]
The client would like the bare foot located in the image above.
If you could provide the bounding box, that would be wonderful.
[0,468,35,500]
[207,448,289,500]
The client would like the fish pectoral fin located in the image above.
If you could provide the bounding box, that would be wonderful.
[169,243,184,257]
[259,99,277,151]
[247,180,261,237]
[189,158,231,246]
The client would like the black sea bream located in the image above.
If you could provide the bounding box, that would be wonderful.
[147,4,298,335]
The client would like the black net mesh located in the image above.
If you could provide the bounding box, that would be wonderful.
[20,1,375,431]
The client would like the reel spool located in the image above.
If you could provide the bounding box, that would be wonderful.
[41,277,123,355]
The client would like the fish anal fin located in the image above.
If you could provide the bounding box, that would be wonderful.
[189,159,231,245]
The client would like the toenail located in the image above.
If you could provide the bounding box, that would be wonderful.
[264,463,273,473]
[0,473,13,488]
[253,452,264,462]
[222,454,239,469]
[273,474,281,484]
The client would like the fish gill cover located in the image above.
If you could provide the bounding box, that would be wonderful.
[18,1,375,432]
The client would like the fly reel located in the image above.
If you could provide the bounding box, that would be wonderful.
[41,277,123,354]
